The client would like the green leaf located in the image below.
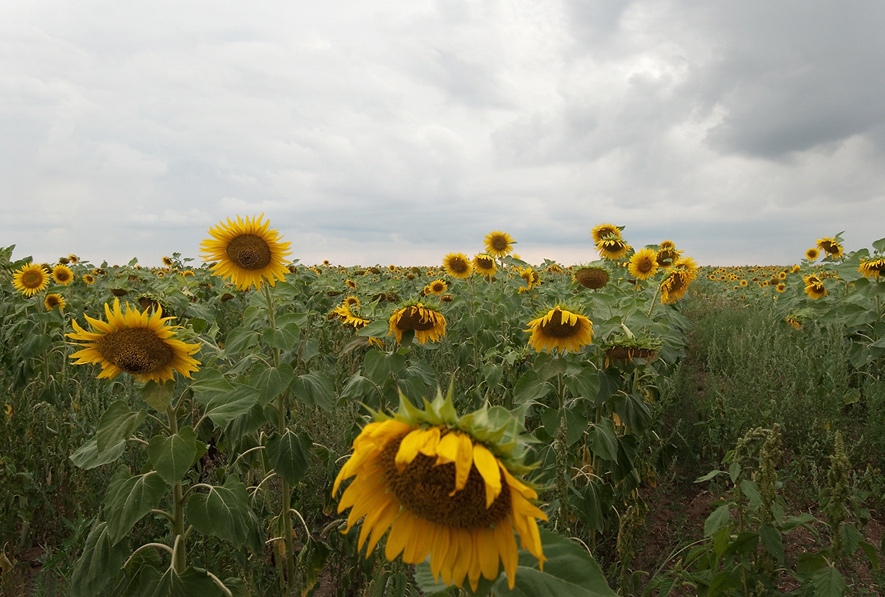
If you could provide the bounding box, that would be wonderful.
[251,362,295,406]
[222,325,260,355]
[185,476,257,549]
[704,504,731,538]
[145,566,226,597]
[759,524,784,563]
[363,349,406,384]
[262,321,301,350]
[513,371,552,407]
[588,418,618,461]
[723,531,758,557]
[739,479,761,511]
[797,552,828,576]
[839,523,862,555]
[291,371,335,411]
[97,400,146,453]
[147,426,201,485]
[355,319,390,338]
[70,521,128,597]
[859,540,880,570]
[201,383,260,427]
[563,368,600,401]
[142,380,176,412]
[708,570,740,596]
[694,469,724,483]
[812,565,846,597]
[873,236,885,253]
[267,429,313,485]
[300,338,320,364]
[490,528,617,596]
[70,437,126,470]
[104,469,167,544]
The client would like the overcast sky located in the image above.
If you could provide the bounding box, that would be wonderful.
[2,0,884,268]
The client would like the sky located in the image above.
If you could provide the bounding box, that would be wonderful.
[2,0,884,268]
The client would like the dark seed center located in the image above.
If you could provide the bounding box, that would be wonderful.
[226,234,272,270]
[542,310,579,338]
[97,328,173,374]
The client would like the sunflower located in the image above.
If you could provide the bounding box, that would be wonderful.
[334,388,546,591]
[427,279,448,295]
[803,279,827,300]
[484,231,515,258]
[858,257,885,279]
[517,267,540,294]
[776,283,787,293]
[816,237,843,258]
[805,248,820,261]
[44,293,65,311]
[655,248,680,268]
[52,265,74,286]
[12,263,49,297]
[82,274,95,285]
[591,223,621,244]
[67,298,201,383]
[389,303,447,344]
[596,238,631,260]
[331,304,370,330]
[660,270,692,304]
[627,248,659,280]
[162,256,175,267]
[573,266,609,290]
[659,240,675,250]
[346,279,357,290]
[473,254,497,277]
[442,253,473,280]
[525,306,594,354]
[200,214,292,291]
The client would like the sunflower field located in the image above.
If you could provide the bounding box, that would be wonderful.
[1,222,883,596]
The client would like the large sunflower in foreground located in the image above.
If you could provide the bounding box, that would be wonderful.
[525,306,594,353]
[389,303,447,344]
[334,388,547,591]
[200,214,292,291]
[859,257,885,279]
[484,231,515,258]
[67,298,201,383]
[442,253,473,279]
[627,248,659,280]
[12,263,49,297]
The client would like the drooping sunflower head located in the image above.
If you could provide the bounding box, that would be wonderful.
[659,240,675,250]
[473,253,497,277]
[442,253,473,280]
[44,293,65,311]
[389,302,447,344]
[573,265,609,290]
[200,214,292,291]
[655,247,680,268]
[484,230,515,258]
[591,223,621,244]
[602,328,662,368]
[525,305,594,354]
[660,270,692,304]
[805,248,820,261]
[596,238,631,261]
[67,298,201,383]
[12,263,49,297]
[816,237,843,258]
[628,248,659,280]
[162,256,175,267]
[344,295,361,309]
[333,386,546,591]
[858,257,885,279]
[804,280,827,300]
[52,265,74,286]
[516,267,540,294]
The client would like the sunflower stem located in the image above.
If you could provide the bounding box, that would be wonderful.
[647,284,662,318]
[167,404,187,573]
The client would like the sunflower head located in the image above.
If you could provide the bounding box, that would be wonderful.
[816,237,844,258]
[858,257,885,279]
[591,223,622,244]
[442,253,473,280]
[660,270,692,304]
[628,248,660,280]
[427,279,448,295]
[525,305,594,354]
[805,248,820,261]
[517,267,541,292]
[12,263,49,297]
[389,302,447,344]
[52,265,74,286]
[200,214,292,291]
[655,247,680,268]
[573,265,609,290]
[67,298,201,383]
[44,293,65,311]
[333,385,546,590]
[602,329,661,368]
[473,253,497,277]
[596,238,631,261]
[484,231,516,258]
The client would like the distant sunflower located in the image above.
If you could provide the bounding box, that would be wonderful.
[517,267,540,294]
[389,303,447,344]
[803,277,827,300]
[776,283,786,293]
[82,274,95,285]
[628,248,659,280]
[484,231,515,258]
[596,238,631,260]
[805,248,820,261]
[427,279,448,295]
[858,257,885,279]
[67,298,201,382]
[334,388,546,591]
[525,306,594,354]
[344,295,361,309]
[346,279,358,290]
[68,254,80,264]
[52,265,74,286]
[44,293,65,311]
[473,254,497,277]
[12,263,49,297]
[591,223,621,244]
[442,253,473,279]
[573,266,609,290]
[162,256,175,267]
[659,240,675,250]
[655,248,680,268]
[200,214,292,291]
